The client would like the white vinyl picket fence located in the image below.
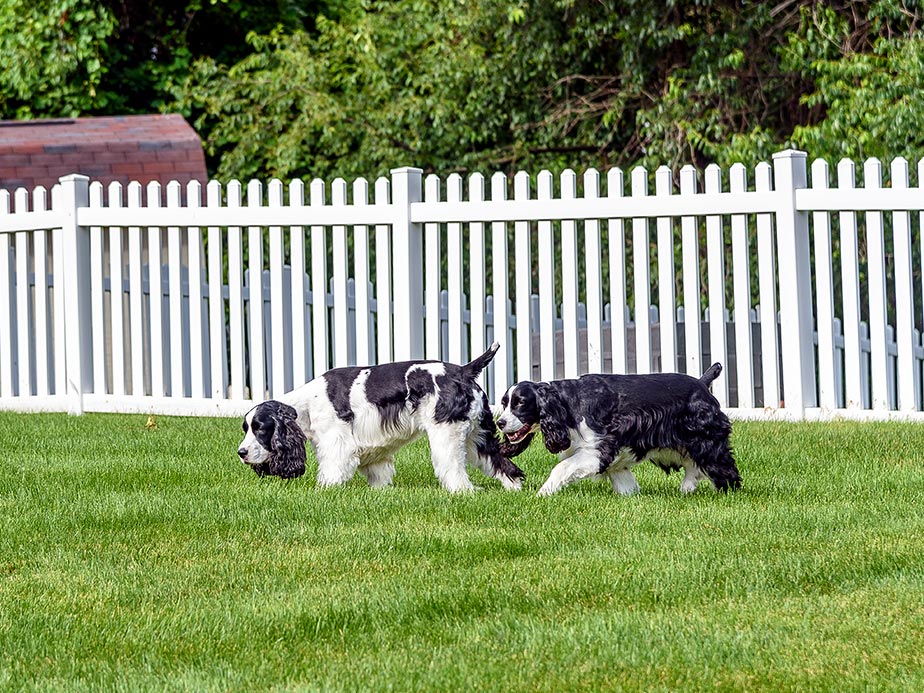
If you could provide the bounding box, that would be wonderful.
[2,150,924,420]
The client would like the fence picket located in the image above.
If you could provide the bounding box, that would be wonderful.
[353,179,372,367]
[560,170,580,379]
[147,181,165,399]
[107,183,126,397]
[167,181,185,398]
[374,177,392,364]
[288,180,309,385]
[864,159,889,410]
[310,179,328,377]
[207,181,228,399]
[268,179,287,396]
[127,182,145,396]
[14,189,33,396]
[730,164,754,407]
[469,174,487,375]
[51,185,66,397]
[332,178,350,369]
[631,167,652,374]
[491,172,511,398]
[89,183,106,395]
[247,180,266,401]
[811,160,836,410]
[227,181,246,399]
[186,181,205,400]
[837,159,864,408]
[583,169,603,374]
[705,164,729,405]
[608,168,628,374]
[680,166,701,378]
[754,163,779,408]
[890,158,916,411]
[424,175,442,361]
[447,173,465,365]
[537,170,556,380]
[514,172,533,383]
[0,191,12,397]
[33,187,50,396]
[655,166,677,374]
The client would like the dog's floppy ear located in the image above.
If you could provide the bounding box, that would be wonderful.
[268,403,307,479]
[537,383,572,454]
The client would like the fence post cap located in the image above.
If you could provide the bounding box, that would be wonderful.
[389,166,424,175]
[58,173,90,183]
[771,149,807,161]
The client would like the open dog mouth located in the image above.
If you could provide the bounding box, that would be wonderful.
[505,423,533,443]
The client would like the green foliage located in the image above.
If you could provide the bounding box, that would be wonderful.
[0,0,346,119]
[4,0,924,180]
[178,0,568,181]
[791,35,924,162]
[0,0,117,117]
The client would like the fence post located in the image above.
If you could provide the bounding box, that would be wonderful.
[772,150,816,417]
[59,174,92,414]
[390,167,424,361]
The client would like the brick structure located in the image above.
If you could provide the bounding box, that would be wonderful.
[0,114,208,192]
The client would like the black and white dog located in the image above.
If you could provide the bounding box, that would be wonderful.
[495,363,740,496]
[237,343,525,492]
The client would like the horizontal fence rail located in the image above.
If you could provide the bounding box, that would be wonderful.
[2,150,924,421]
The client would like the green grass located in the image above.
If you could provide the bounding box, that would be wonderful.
[1,413,923,691]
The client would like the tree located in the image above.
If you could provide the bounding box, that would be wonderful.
[0,0,348,119]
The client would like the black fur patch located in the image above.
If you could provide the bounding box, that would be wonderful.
[434,366,477,423]
[323,367,362,423]
[365,361,432,429]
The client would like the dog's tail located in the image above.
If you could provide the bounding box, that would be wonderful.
[461,341,500,380]
[699,362,722,387]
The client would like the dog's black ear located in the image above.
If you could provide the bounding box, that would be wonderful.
[268,404,307,479]
[537,383,572,454]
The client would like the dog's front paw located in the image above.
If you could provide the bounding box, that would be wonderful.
[536,484,557,497]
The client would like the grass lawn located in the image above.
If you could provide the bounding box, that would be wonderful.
[1,412,923,691]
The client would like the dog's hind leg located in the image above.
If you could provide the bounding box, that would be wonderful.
[537,451,601,496]
[427,422,476,493]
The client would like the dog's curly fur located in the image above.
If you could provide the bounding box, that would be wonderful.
[495,363,740,496]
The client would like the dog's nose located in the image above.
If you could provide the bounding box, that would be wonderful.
[497,418,507,429]
[237,448,248,460]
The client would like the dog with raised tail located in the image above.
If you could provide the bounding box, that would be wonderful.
[495,363,739,497]
[237,343,525,493]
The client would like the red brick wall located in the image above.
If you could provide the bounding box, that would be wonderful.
[0,114,208,193]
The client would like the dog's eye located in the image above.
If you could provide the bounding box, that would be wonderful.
[242,421,248,433]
